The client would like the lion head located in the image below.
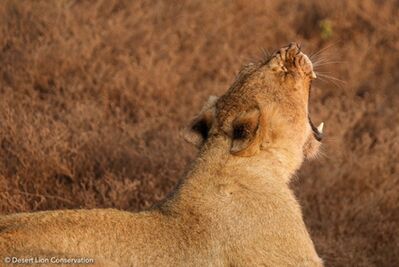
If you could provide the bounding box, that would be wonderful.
[185,43,323,165]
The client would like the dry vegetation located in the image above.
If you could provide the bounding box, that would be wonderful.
[0,0,398,266]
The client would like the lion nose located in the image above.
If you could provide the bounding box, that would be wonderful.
[286,42,301,59]
[288,42,301,51]
[287,42,301,56]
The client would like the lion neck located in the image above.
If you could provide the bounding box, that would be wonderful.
[164,136,304,215]
[190,136,304,184]
[156,135,308,254]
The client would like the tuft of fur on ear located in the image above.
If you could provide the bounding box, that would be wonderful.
[230,108,261,157]
[183,96,218,147]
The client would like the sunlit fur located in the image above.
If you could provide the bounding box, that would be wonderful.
[0,43,322,267]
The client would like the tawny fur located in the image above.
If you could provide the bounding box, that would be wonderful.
[0,43,323,267]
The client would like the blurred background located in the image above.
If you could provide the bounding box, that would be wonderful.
[0,0,398,266]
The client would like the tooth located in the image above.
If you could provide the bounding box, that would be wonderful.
[317,122,324,133]
[311,71,317,79]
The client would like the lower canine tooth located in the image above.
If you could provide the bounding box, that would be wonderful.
[317,122,324,133]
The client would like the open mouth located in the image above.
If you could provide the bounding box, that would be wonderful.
[297,44,323,143]
[309,116,323,141]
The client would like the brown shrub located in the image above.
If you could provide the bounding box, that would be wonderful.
[0,0,398,266]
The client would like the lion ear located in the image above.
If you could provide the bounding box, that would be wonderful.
[230,108,261,157]
[183,96,218,147]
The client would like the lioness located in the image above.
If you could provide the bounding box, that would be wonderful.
[0,43,324,266]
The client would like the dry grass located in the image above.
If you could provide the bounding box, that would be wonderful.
[1,0,398,266]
